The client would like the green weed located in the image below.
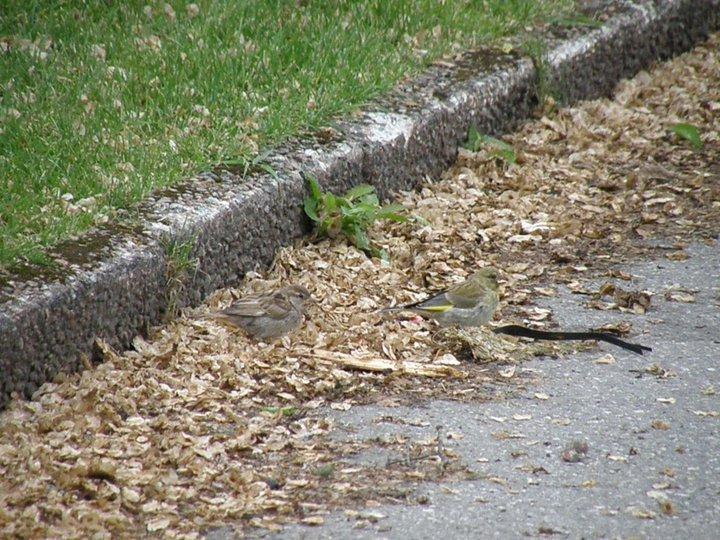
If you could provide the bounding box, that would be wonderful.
[669,123,703,150]
[521,37,559,109]
[303,174,406,260]
[261,406,299,417]
[464,126,516,164]
[314,464,334,479]
[162,236,198,319]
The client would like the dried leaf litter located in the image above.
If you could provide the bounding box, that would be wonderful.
[1,34,719,538]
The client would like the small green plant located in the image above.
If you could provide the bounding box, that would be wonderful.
[521,37,559,109]
[261,406,299,417]
[303,174,406,260]
[162,235,199,319]
[314,464,334,479]
[463,126,517,164]
[669,123,703,151]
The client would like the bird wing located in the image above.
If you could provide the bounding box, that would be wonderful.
[393,278,482,313]
[403,291,454,313]
[444,280,482,309]
[261,293,295,319]
[221,292,291,319]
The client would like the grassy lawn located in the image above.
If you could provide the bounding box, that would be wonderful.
[0,0,572,269]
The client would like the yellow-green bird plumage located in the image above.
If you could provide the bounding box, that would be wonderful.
[383,268,500,327]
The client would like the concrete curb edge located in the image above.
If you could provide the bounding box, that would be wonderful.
[1,0,718,408]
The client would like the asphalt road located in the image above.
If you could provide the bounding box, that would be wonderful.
[267,240,720,539]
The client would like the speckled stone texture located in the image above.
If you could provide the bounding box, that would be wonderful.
[0,0,718,409]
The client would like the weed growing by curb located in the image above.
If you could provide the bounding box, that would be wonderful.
[464,126,517,165]
[303,174,407,260]
[521,37,560,111]
[162,235,198,320]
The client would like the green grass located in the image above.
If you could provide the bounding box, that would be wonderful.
[0,0,572,269]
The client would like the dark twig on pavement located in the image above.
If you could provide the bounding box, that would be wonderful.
[493,324,652,355]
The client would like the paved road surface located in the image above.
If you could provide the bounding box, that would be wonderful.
[263,240,719,539]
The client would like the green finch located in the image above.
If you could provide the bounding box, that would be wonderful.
[208,284,312,340]
[382,268,500,327]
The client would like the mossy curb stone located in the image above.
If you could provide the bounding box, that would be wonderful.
[1,0,718,409]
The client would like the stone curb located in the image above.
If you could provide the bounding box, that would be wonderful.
[1,0,718,409]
